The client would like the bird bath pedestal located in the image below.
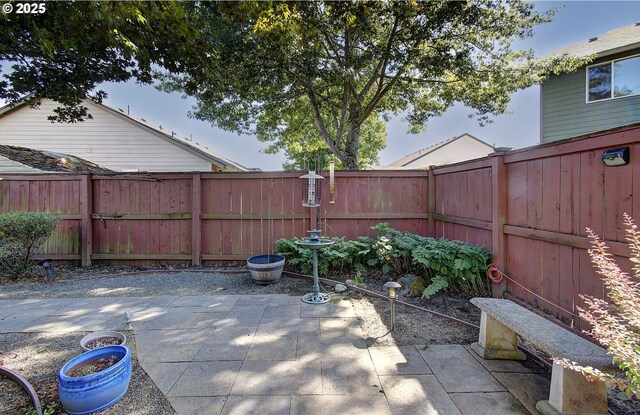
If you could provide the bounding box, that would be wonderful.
[295,229,334,304]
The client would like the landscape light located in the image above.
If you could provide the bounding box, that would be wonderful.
[383,281,402,331]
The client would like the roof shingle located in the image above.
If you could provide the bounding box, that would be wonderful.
[0,145,113,173]
[553,22,640,58]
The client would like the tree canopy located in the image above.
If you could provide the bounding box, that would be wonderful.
[0,1,200,122]
[1,1,585,169]
[163,1,585,169]
[257,97,387,171]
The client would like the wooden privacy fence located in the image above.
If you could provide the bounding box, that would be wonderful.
[0,170,428,266]
[1,124,639,328]
[431,124,640,327]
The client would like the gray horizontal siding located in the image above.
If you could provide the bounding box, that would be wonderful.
[541,49,640,143]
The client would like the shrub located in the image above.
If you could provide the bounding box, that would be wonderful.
[275,236,378,277]
[371,222,490,297]
[0,211,60,279]
[276,222,491,298]
[370,222,418,274]
[412,238,491,298]
[559,214,640,399]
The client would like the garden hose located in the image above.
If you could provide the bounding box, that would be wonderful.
[486,265,504,284]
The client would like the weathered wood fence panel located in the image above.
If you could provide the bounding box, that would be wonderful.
[0,170,428,266]
[0,175,82,261]
[321,171,429,239]
[431,159,493,250]
[91,175,193,262]
[199,173,308,261]
[432,124,640,327]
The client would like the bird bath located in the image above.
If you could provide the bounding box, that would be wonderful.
[295,229,334,304]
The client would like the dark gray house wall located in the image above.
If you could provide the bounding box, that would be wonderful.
[541,48,640,143]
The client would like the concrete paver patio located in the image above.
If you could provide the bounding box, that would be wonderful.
[0,294,550,415]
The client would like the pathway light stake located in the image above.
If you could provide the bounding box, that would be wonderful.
[124,311,132,330]
[38,259,55,283]
[383,281,402,331]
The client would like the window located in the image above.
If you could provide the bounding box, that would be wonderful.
[588,64,611,101]
[587,55,640,102]
[614,57,640,97]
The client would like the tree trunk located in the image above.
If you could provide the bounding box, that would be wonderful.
[342,103,362,170]
[344,121,360,170]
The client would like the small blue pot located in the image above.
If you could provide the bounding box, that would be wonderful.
[58,345,132,415]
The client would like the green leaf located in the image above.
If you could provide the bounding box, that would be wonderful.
[617,391,630,400]
[422,276,449,299]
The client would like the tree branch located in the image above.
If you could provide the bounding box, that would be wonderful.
[359,69,403,124]
[359,12,399,100]
[322,31,343,67]
[304,80,345,164]
[335,80,349,146]
[383,75,462,84]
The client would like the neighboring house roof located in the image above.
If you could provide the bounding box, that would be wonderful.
[553,22,640,59]
[0,98,252,172]
[0,144,113,173]
[386,133,495,168]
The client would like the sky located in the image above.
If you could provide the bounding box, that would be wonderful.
[89,2,640,170]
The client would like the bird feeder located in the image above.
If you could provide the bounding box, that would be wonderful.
[329,158,335,204]
[300,170,324,207]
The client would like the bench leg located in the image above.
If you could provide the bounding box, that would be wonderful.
[470,311,526,360]
[536,362,608,415]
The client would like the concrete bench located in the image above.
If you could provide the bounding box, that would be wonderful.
[470,297,614,415]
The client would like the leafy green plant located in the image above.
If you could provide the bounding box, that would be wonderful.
[559,214,640,399]
[411,238,491,298]
[27,403,58,415]
[275,238,315,274]
[371,222,420,274]
[421,275,450,298]
[275,236,378,276]
[370,222,490,297]
[277,222,491,299]
[0,211,60,279]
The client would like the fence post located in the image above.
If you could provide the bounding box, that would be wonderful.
[80,174,92,267]
[192,173,202,266]
[427,166,436,237]
[491,149,509,297]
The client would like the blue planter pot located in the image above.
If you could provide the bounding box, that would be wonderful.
[58,345,132,415]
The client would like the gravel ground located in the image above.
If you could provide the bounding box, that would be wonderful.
[0,267,480,414]
[0,269,311,299]
[0,331,173,415]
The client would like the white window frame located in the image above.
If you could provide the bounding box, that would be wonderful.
[585,53,640,103]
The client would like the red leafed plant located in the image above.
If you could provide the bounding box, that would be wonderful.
[560,213,640,399]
